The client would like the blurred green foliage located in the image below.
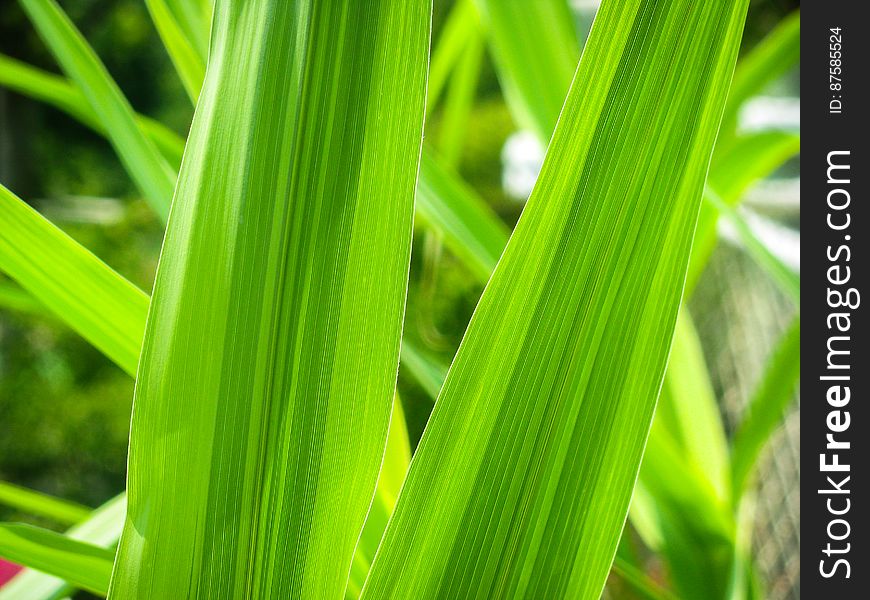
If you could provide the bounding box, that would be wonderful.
[0,0,796,536]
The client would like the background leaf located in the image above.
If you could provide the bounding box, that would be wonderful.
[0,496,125,600]
[0,184,148,375]
[0,524,114,596]
[18,0,177,220]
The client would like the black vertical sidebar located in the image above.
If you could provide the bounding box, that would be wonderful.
[802,2,867,597]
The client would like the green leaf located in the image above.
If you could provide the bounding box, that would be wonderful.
[706,189,800,304]
[634,312,736,600]
[719,10,800,141]
[427,0,480,118]
[657,310,730,499]
[476,0,580,140]
[0,53,186,169]
[144,0,206,102]
[611,556,681,600]
[0,184,148,376]
[686,131,800,295]
[416,152,510,282]
[18,0,177,220]
[730,317,800,498]
[635,425,735,600]
[435,27,484,168]
[0,524,114,596]
[109,2,430,598]
[0,278,45,316]
[0,495,125,600]
[347,396,411,600]
[162,0,212,64]
[362,1,749,597]
[399,339,449,401]
[0,482,90,526]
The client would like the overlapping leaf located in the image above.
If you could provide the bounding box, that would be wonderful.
[18,0,176,220]
[108,1,430,598]
[361,1,749,597]
[476,0,579,140]
[0,496,125,600]
[0,184,147,375]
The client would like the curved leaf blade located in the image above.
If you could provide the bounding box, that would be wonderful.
[730,317,800,497]
[0,184,148,375]
[109,1,430,597]
[0,524,113,596]
[0,495,125,600]
[0,482,90,526]
[362,1,749,598]
[18,0,177,220]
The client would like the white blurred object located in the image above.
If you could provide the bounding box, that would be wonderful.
[743,178,800,216]
[718,208,800,273]
[501,130,545,201]
[739,96,800,133]
[37,195,126,225]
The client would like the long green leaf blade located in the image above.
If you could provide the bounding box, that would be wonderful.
[476,0,579,140]
[0,53,186,169]
[658,310,730,499]
[427,0,479,118]
[416,152,509,281]
[347,397,411,599]
[706,189,800,304]
[0,495,125,600]
[686,131,800,293]
[0,184,148,375]
[145,0,206,101]
[719,11,799,140]
[730,317,800,497]
[362,1,749,598]
[0,482,90,526]
[18,0,177,219]
[109,2,430,598]
[0,524,114,596]
[0,279,45,315]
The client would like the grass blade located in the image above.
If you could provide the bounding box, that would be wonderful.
[17,0,177,220]
[0,184,148,375]
[730,317,800,497]
[435,27,484,167]
[0,54,185,169]
[416,152,509,281]
[163,0,212,64]
[361,1,749,597]
[0,483,90,526]
[144,0,206,102]
[687,131,800,293]
[0,524,114,596]
[399,339,449,400]
[636,424,735,600]
[347,397,411,599]
[476,0,580,140]
[0,495,124,600]
[706,189,800,304]
[612,556,681,600]
[657,310,730,499]
[719,11,800,140]
[427,0,480,118]
[109,2,430,598]
[0,279,45,316]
